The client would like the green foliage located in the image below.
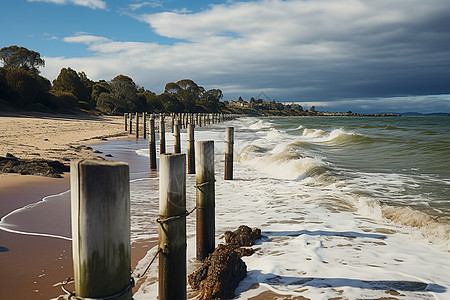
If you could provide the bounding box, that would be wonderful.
[0,45,45,74]
[159,93,184,112]
[165,79,205,110]
[197,88,223,112]
[52,67,91,104]
[97,92,127,114]
[5,67,44,108]
[49,90,79,111]
[91,80,110,104]
[140,90,163,112]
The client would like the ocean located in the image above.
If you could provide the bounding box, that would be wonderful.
[1,116,450,299]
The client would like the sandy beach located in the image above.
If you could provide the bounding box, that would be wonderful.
[0,113,147,299]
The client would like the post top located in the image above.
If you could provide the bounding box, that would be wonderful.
[71,159,128,167]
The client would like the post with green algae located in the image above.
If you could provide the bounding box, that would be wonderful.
[174,121,181,154]
[188,124,195,174]
[70,159,132,300]
[224,127,234,180]
[129,113,132,135]
[195,141,215,260]
[160,115,166,155]
[135,112,139,140]
[149,118,157,170]
[158,153,187,300]
[143,112,147,140]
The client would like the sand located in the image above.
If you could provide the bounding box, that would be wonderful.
[0,112,126,165]
[0,112,132,299]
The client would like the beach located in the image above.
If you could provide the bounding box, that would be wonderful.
[1,113,450,299]
[0,113,147,299]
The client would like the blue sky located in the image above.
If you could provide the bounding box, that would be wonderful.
[2,0,450,113]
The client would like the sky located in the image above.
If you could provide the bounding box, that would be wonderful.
[1,0,450,113]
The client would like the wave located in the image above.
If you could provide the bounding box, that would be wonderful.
[301,128,372,146]
[238,142,333,182]
[346,194,450,252]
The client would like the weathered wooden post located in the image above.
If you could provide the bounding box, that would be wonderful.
[143,112,147,140]
[71,160,132,300]
[224,127,234,180]
[160,115,166,155]
[195,141,215,260]
[174,122,181,154]
[135,112,139,140]
[149,118,157,170]
[129,113,133,134]
[158,153,186,300]
[124,113,128,131]
[188,124,195,174]
[171,114,175,133]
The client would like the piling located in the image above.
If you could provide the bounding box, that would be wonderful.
[224,127,234,180]
[188,124,195,174]
[158,153,187,300]
[149,118,157,170]
[171,114,175,133]
[195,141,215,260]
[143,113,147,140]
[129,113,133,134]
[135,112,139,140]
[160,115,166,155]
[124,113,128,131]
[174,122,181,154]
[70,160,131,300]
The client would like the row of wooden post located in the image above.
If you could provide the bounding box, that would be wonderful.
[70,120,236,299]
[124,112,238,140]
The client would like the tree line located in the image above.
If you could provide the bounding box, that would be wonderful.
[0,45,224,114]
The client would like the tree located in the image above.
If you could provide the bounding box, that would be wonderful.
[140,90,162,112]
[91,80,110,105]
[159,93,184,112]
[198,88,223,112]
[52,67,91,103]
[108,74,145,112]
[0,45,45,74]
[164,79,204,111]
[5,68,44,107]
[97,92,127,114]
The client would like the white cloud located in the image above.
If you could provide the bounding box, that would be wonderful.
[129,1,162,11]
[42,0,450,112]
[63,34,110,44]
[28,0,106,10]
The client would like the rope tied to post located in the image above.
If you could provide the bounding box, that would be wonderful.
[60,277,135,300]
[156,206,196,224]
[195,179,216,190]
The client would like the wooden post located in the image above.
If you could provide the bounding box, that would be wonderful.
[174,122,181,154]
[124,113,128,132]
[143,113,147,140]
[188,124,195,174]
[71,160,131,300]
[149,118,157,170]
[158,153,186,300]
[129,113,132,134]
[135,112,139,140]
[171,114,175,133]
[225,127,234,180]
[195,141,215,260]
[160,115,166,155]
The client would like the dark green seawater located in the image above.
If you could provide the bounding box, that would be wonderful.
[269,116,450,217]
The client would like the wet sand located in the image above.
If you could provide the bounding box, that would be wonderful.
[0,174,72,300]
[0,113,149,299]
[0,171,157,299]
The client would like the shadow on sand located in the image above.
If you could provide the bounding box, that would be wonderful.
[237,270,446,295]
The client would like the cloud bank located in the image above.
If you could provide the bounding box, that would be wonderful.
[28,0,106,10]
[41,0,450,112]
